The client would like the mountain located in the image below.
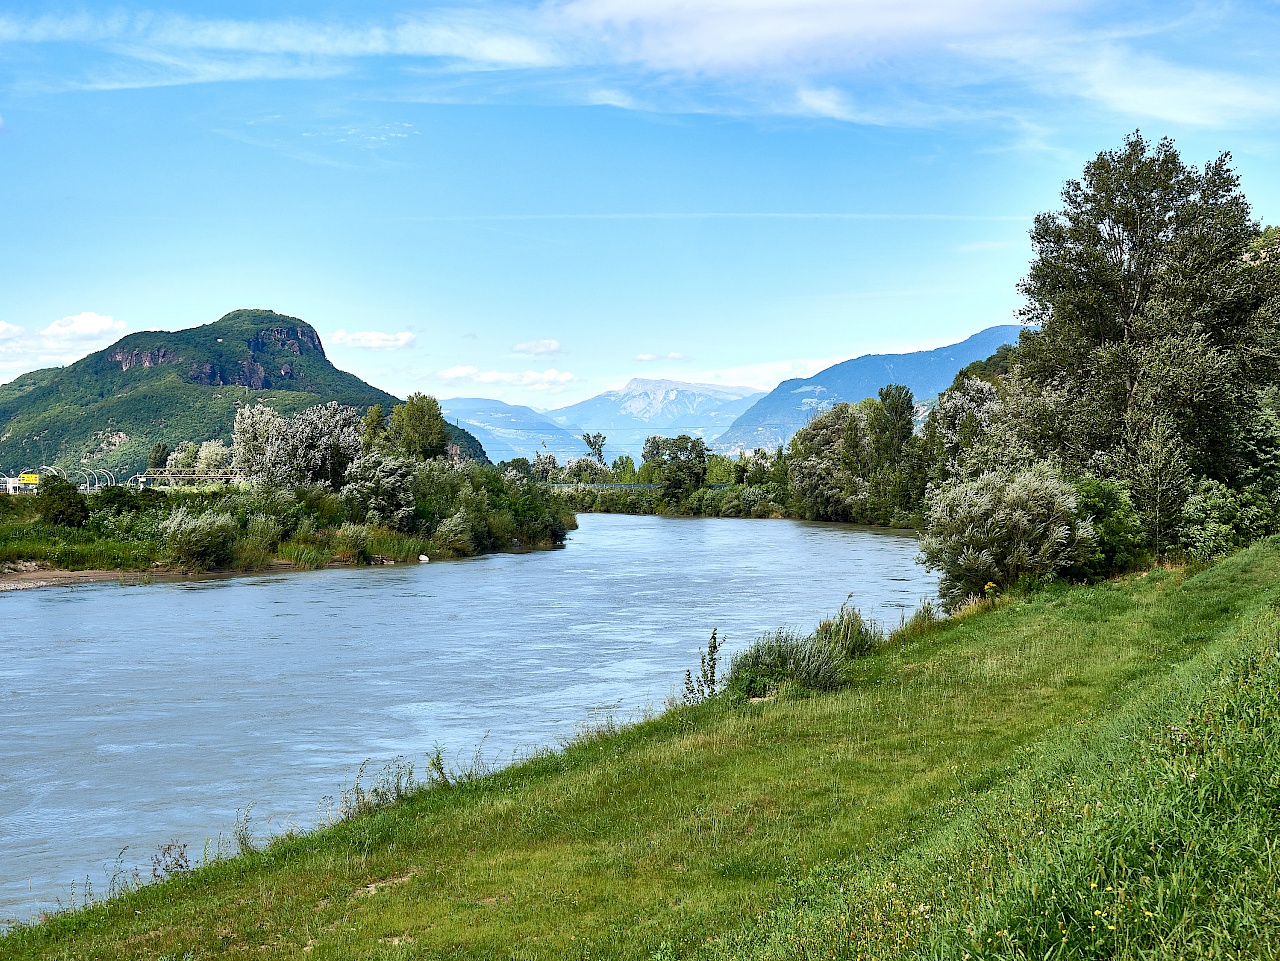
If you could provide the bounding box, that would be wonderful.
[713,325,1023,453]
[0,308,487,477]
[547,379,766,459]
[440,398,594,463]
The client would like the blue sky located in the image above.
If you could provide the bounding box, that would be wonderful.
[1,1,1278,406]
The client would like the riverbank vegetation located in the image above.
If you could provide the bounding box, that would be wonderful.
[555,133,1280,610]
[0,394,570,576]
[5,534,1279,959]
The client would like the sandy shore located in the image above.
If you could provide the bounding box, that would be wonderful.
[0,561,309,593]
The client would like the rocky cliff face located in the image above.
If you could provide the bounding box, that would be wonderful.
[111,348,183,371]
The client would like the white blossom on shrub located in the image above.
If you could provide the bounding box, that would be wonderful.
[920,464,1095,608]
[342,452,417,531]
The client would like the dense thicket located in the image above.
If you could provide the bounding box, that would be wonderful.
[3,394,569,574]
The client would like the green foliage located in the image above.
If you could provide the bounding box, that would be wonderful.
[814,601,885,659]
[1178,477,1274,561]
[1017,132,1279,482]
[388,393,450,461]
[724,629,847,698]
[1067,477,1149,579]
[147,442,170,470]
[643,434,708,506]
[331,523,371,564]
[36,475,88,528]
[581,432,606,464]
[342,453,417,531]
[160,507,238,570]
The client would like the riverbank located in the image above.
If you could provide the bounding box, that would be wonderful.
[5,538,1276,959]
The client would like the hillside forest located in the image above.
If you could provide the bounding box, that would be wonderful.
[555,133,1280,606]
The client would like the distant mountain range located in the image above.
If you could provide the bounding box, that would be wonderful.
[0,309,486,477]
[440,398,596,463]
[546,379,765,459]
[0,314,1021,477]
[713,325,1022,453]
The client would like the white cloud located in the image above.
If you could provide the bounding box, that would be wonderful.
[0,312,127,383]
[439,364,579,391]
[635,351,685,362]
[2,5,1277,128]
[512,338,561,355]
[41,311,125,342]
[331,328,416,350]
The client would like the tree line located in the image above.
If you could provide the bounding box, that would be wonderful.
[555,133,1280,607]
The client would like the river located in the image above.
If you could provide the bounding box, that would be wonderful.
[0,513,937,922]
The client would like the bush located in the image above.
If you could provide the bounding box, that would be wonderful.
[920,464,1096,609]
[36,475,89,528]
[1066,477,1148,579]
[331,522,370,563]
[814,602,884,659]
[342,453,417,531]
[429,511,475,557]
[725,630,846,698]
[1178,478,1273,561]
[161,507,238,570]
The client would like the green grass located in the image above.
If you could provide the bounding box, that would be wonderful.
[0,520,160,570]
[6,543,1280,960]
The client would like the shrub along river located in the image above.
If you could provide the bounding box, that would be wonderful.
[1,513,937,922]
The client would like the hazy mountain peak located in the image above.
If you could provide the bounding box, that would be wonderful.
[617,378,760,400]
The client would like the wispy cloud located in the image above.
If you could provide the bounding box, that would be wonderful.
[513,338,561,355]
[0,311,127,382]
[1,3,1276,127]
[331,329,417,350]
[636,351,685,362]
[439,364,579,391]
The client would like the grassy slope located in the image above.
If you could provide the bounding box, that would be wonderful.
[6,544,1279,960]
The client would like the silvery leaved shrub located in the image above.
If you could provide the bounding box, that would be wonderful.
[920,464,1095,608]
[161,507,238,570]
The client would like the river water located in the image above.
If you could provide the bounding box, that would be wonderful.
[0,513,936,922]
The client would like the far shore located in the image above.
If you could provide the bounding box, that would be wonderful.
[0,559,355,593]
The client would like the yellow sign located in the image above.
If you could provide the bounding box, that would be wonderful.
[18,473,40,485]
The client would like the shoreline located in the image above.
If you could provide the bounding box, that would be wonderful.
[0,560,327,594]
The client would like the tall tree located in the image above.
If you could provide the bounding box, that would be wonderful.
[389,394,450,462]
[1016,131,1279,479]
[581,432,606,464]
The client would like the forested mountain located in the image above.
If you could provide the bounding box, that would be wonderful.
[713,325,1022,453]
[548,379,764,458]
[0,309,486,476]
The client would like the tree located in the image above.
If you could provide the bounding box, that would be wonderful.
[644,435,707,505]
[342,452,417,531]
[361,404,387,453]
[389,393,449,462]
[36,475,88,527]
[147,442,171,471]
[1112,416,1192,554]
[1016,131,1278,479]
[582,432,606,464]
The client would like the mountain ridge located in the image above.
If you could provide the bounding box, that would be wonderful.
[0,309,487,476]
[713,325,1023,452]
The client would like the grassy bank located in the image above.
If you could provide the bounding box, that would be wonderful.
[6,543,1280,959]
